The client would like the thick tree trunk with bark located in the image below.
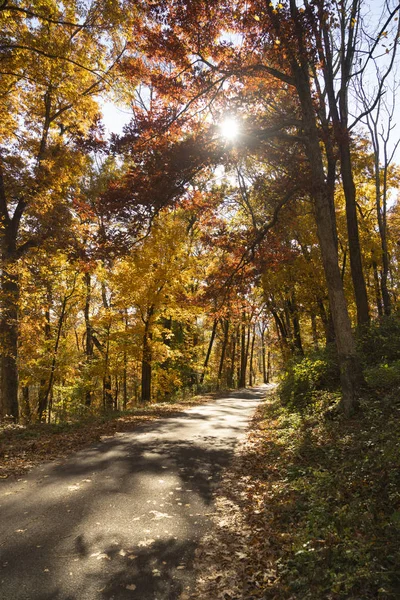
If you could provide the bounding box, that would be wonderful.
[290,43,363,414]
[339,137,370,325]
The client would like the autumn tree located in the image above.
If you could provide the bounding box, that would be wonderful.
[0,0,136,420]
[123,0,399,414]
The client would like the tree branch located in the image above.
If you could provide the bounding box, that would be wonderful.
[1,5,83,27]
[0,44,108,80]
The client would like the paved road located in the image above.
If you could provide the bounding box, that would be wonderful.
[0,387,266,600]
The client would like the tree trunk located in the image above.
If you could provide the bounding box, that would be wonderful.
[103,327,113,410]
[227,329,237,388]
[317,298,335,345]
[372,262,383,317]
[0,264,19,421]
[84,272,94,406]
[141,305,154,404]
[249,324,256,387]
[290,39,363,414]
[288,294,303,355]
[38,292,69,421]
[37,291,52,419]
[199,318,217,384]
[338,135,370,326]
[217,319,229,389]
[22,385,31,422]
[315,0,370,326]
[239,314,247,388]
[141,334,152,403]
[123,310,128,411]
[373,134,391,316]
[261,329,268,384]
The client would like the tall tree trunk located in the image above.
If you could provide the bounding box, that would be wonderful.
[289,30,363,414]
[316,0,370,326]
[338,137,370,325]
[372,262,383,317]
[114,377,119,410]
[122,309,129,410]
[288,294,303,355]
[227,329,237,388]
[37,290,52,418]
[141,306,154,404]
[217,319,229,389]
[0,263,19,421]
[84,272,94,406]
[270,308,290,352]
[103,327,113,410]
[266,350,271,384]
[371,126,392,316]
[22,385,31,422]
[239,314,247,388]
[199,318,218,384]
[38,292,69,421]
[249,324,256,387]
[317,298,335,345]
[261,328,268,384]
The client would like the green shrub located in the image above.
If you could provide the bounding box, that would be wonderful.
[364,360,400,391]
[358,313,400,366]
[279,346,340,411]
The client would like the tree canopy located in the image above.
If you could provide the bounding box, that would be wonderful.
[1,0,400,422]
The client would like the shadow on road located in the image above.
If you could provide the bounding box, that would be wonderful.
[0,388,266,599]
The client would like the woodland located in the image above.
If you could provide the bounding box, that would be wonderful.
[1,0,400,422]
[1,1,400,597]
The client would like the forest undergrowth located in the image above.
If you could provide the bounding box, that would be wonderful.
[188,388,400,600]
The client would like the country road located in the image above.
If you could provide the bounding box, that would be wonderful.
[0,387,266,600]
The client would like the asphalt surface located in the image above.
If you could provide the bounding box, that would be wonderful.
[0,387,266,600]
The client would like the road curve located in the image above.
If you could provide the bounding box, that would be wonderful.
[0,386,266,600]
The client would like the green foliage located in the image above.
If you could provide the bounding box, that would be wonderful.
[364,360,400,391]
[279,346,340,410]
[357,313,400,366]
[238,392,400,599]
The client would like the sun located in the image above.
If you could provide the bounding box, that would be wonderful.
[219,117,240,141]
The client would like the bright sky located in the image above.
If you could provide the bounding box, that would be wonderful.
[101,100,133,136]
